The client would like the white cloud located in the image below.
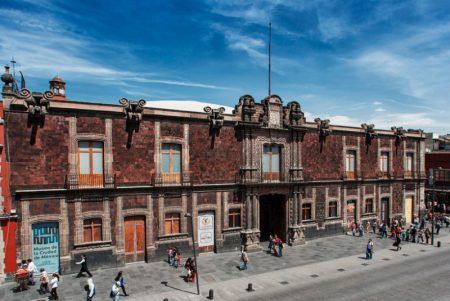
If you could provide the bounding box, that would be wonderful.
[373,101,382,105]
[375,108,386,112]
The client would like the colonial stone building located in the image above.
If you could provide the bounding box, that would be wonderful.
[1,66,425,274]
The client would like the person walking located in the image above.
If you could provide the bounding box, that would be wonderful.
[38,267,49,294]
[268,235,274,253]
[372,220,378,234]
[49,273,59,300]
[359,223,364,237]
[176,252,181,268]
[240,250,249,270]
[110,281,121,301]
[417,229,424,243]
[351,222,356,236]
[115,271,128,296]
[366,238,374,259]
[411,226,417,243]
[425,227,431,244]
[76,254,93,278]
[435,217,442,235]
[278,239,284,257]
[27,258,37,285]
[381,223,388,239]
[395,235,402,251]
[85,277,95,301]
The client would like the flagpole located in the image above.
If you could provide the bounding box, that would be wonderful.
[268,22,272,96]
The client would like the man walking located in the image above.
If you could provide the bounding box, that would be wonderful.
[372,220,378,234]
[76,254,93,278]
[366,239,374,259]
[240,250,249,270]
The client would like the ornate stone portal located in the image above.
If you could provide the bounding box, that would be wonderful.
[288,225,306,246]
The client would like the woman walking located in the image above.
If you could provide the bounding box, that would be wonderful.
[240,250,249,270]
[110,281,121,301]
[114,271,128,296]
[38,267,49,294]
[50,273,59,300]
[395,234,402,251]
[76,254,93,278]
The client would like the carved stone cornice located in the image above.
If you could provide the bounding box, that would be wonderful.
[361,123,378,145]
[119,98,146,148]
[391,126,406,145]
[314,118,331,141]
[204,106,225,135]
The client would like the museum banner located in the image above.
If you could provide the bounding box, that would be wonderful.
[32,222,60,274]
[198,213,214,247]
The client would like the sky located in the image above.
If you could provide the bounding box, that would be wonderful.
[1,0,450,133]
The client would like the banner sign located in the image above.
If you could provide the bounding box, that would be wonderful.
[32,222,60,274]
[198,213,214,247]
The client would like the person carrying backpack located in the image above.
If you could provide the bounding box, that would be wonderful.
[110,281,120,301]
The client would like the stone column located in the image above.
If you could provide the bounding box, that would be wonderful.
[293,192,298,226]
[154,122,161,182]
[223,191,229,229]
[158,194,165,236]
[181,192,188,233]
[115,197,124,253]
[246,192,252,230]
[74,200,83,245]
[192,193,198,247]
[216,191,223,249]
[252,194,258,231]
[68,117,77,176]
[21,201,31,259]
[103,198,112,241]
[146,195,155,256]
[182,124,190,183]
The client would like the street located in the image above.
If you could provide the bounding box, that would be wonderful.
[235,245,450,301]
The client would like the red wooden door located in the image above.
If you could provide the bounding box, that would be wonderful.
[124,216,145,263]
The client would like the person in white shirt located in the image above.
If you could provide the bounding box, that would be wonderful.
[86,277,95,301]
[27,259,37,285]
[39,267,49,294]
[50,273,59,300]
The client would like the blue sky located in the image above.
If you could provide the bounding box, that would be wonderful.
[1,0,450,133]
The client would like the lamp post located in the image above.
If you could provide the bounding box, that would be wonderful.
[428,168,435,245]
[185,213,200,295]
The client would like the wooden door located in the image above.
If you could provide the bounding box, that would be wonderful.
[405,197,413,224]
[124,216,145,263]
[346,200,356,230]
[381,198,390,226]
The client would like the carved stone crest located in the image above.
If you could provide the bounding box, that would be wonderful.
[283,101,304,127]
[237,95,256,122]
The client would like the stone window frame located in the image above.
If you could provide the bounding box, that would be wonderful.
[343,148,359,180]
[82,217,103,243]
[75,212,112,247]
[377,139,393,178]
[164,212,182,235]
[325,199,340,219]
[404,151,415,178]
[363,198,375,215]
[301,201,315,222]
[261,143,285,182]
[254,136,290,183]
[227,205,242,229]
[158,138,186,185]
[159,207,187,239]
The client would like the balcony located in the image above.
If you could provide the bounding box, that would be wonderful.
[262,172,281,183]
[65,174,115,189]
[152,172,191,186]
[344,171,356,180]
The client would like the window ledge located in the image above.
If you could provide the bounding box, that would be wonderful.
[362,213,376,217]
[74,240,112,248]
[325,217,340,220]
[158,232,189,240]
[301,220,316,225]
[223,227,242,232]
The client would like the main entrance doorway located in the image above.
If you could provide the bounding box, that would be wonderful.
[124,216,146,263]
[259,194,286,242]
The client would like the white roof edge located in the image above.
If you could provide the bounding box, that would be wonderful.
[144,100,234,114]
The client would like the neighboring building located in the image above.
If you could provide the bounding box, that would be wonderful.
[1,65,425,274]
[425,132,450,153]
[0,99,17,282]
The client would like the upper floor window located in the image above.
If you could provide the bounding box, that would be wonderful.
[380,152,390,177]
[78,141,104,187]
[302,203,312,220]
[164,212,180,235]
[263,145,280,181]
[162,144,181,183]
[228,208,241,228]
[405,153,413,177]
[328,201,338,217]
[345,150,356,179]
[83,218,102,243]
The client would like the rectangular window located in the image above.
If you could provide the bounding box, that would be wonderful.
[328,201,338,217]
[405,153,413,177]
[161,144,181,183]
[302,203,312,220]
[78,141,104,187]
[164,213,180,235]
[83,218,102,242]
[345,150,356,179]
[263,145,280,181]
[228,208,241,228]
[365,199,374,214]
[380,152,390,176]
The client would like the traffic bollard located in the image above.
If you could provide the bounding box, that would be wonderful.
[208,289,214,299]
[163,298,168,301]
[437,241,441,247]
[247,283,253,291]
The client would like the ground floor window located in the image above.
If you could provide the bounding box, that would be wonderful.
[328,201,338,217]
[302,203,312,220]
[164,213,181,235]
[83,218,102,242]
[228,208,241,228]
[365,199,374,214]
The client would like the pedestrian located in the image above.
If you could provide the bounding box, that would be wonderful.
[366,238,374,259]
[435,218,441,235]
[114,271,128,296]
[444,215,450,228]
[85,277,95,301]
[372,220,378,234]
[401,228,406,241]
[240,250,249,270]
[358,223,364,237]
[167,247,174,265]
[190,265,197,283]
[381,223,388,239]
[417,229,424,243]
[76,254,93,278]
[184,257,193,281]
[365,221,370,234]
[110,281,121,301]
[176,252,181,268]
[49,273,59,300]
[171,249,177,267]
[278,239,284,257]
[425,228,431,244]
[405,228,410,241]
[268,235,274,253]
[27,258,36,285]
[395,235,402,251]
[272,235,279,256]
[38,267,49,294]
[411,226,417,243]
[351,222,356,236]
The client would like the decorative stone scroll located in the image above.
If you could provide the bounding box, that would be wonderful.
[283,101,305,127]
[204,106,225,135]
[236,95,256,122]
[391,126,406,146]
[314,118,331,141]
[361,123,378,145]
[17,88,53,126]
[119,98,146,148]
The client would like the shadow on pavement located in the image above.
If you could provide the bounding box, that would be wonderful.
[161,280,197,295]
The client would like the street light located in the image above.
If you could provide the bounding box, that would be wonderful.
[184,212,200,295]
[428,168,435,245]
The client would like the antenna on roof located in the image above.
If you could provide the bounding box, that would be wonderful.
[268,22,272,96]
[10,57,16,79]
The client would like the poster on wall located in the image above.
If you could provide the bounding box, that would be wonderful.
[198,213,214,247]
[32,222,60,274]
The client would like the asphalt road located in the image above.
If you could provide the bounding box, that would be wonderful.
[236,248,450,301]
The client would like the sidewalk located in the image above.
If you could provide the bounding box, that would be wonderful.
[1,228,448,301]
